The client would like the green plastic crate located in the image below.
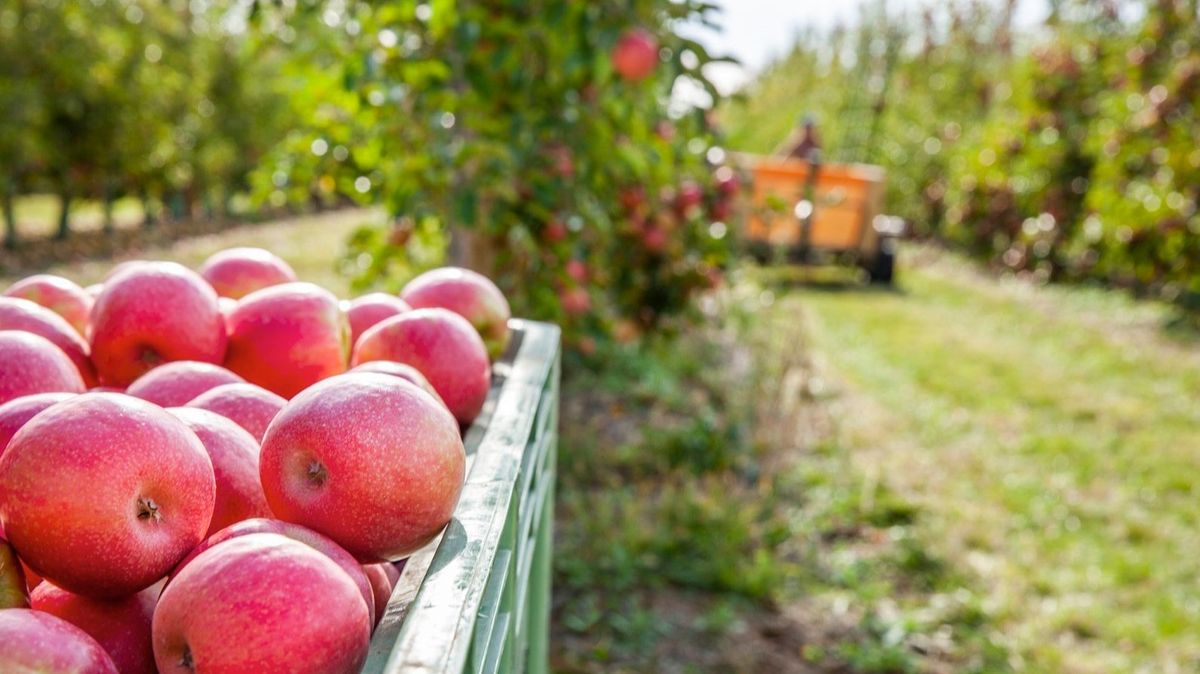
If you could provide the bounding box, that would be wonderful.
[363,319,560,674]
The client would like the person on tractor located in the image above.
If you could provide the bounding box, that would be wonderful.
[777,113,822,163]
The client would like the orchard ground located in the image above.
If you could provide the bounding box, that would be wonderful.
[9,212,1198,673]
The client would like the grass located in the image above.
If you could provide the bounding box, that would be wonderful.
[0,208,382,296]
[790,246,1200,673]
[12,205,1196,672]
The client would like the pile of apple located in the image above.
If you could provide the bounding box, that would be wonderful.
[0,248,513,673]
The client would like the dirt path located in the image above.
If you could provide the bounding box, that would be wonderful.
[793,247,1200,673]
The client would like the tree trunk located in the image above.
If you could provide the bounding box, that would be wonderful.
[1,185,16,250]
[55,188,72,240]
[102,182,115,235]
[447,226,496,275]
[141,188,157,228]
[170,191,186,222]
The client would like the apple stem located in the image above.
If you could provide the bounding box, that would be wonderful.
[137,497,162,523]
[180,645,194,671]
[307,460,328,487]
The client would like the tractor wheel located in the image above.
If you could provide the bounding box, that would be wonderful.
[867,238,896,285]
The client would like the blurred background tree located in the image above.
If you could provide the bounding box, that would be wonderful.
[724,0,1200,309]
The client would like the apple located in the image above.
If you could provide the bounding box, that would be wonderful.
[198,247,298,299]
[170,518,374,622]
[126,360,245,407]
[714,165,739,197]
[349,361,446,408]
[3,274,93,336]
[559,287,591,316]
[0,331,87,405]
[345,292,411,347]
[711,199,732,221]
[1,535,28,609]
[84,283,104,299]
[566,259,588,283]
[260,372,465,561]
[543,219,568,243]
[89,262,227,387]
[223,282,349,398]
[351,309,491,426]
[642,226,668,253]
[0,393,215,597]
[32,580,162,674]
[153,533,370,674]
[612,27,659,82]
[363,563,398,627]
[619,185,646,213]
[0,392,76,456]
[0,297,97,386]
[676,179,704,215]
[0,608,119,673]
[167,408,271,536]
[400,267,511,360]
[184,382,287,442]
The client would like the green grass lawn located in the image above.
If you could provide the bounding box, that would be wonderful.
[792,247,1200,673]
[1,209,380,296]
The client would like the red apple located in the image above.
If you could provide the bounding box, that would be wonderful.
[0,297,97,386]
[676,180,704,215]
[345,292,411,347]
[126,361,245,407]
[169,518,374,621]
[0,392,76,457]
[612,27,659,82]
[620,185,646,213]
[198,247,298,299]
[714,165,739,197]
[400,267,511,360]
[32,580,162,674]
[89,262,227,387]
[4,274,93,336]
[566,259,588,283]
[0,331,87,405]
[1,535,28,609]
[642,226,668,253]
[260,372,465,561]
[351,309,491,426]
[0,608,119,673]
[153,533,370,674]
[363,563,396,627]
[559,287,591,316]
[167,408,271,536]
[711,199,732,221]
[0,394,215,597]
[349,361,446,408]
[184,382,286,442]
[223,282,349,398]
[543,219,568,243]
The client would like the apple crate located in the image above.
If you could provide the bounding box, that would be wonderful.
[363,319,560,674]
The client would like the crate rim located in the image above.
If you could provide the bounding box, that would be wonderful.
[362,318,561,674]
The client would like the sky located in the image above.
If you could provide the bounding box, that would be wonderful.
[691,0,1050,95]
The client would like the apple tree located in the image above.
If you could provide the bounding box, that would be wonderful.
[256,0,737,344]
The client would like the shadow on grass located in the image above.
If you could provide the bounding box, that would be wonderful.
[744,262,909,296]
[1161,311,1200,345]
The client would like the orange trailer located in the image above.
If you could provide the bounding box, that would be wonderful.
[735,153,901,283]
